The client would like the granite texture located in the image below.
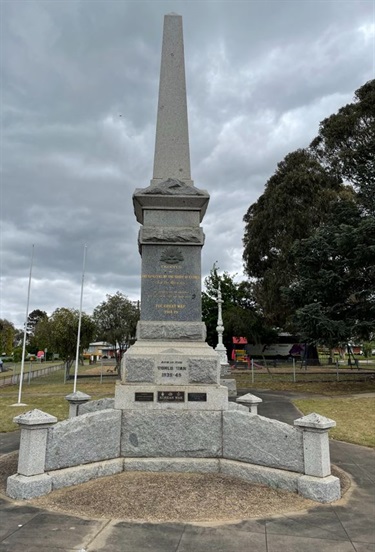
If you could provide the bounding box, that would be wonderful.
[121,410,222,458]
[188,358,219,384]
[50,459,124,490]
[136,321,206,341]
[144,209,200,227]
[152,15,191,182]
[220,379,237,398]
[297,474,341,503]
[227,402,247,412]
[223,411,304,473]
[139,227,204,245]
[140,244,202,322]
[220,459,300,493]
[14,409,57,427]
[78,398,115,415]
[294,413,336,430]
[45,409,121,470]
[124,457,220,473]
[7,473,52,500]
[124,357,155,383]
[18,427,49,476]
[114,383,228,411]
[302,430,332,477]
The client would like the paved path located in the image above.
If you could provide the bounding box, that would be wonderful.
[0,391,374,551]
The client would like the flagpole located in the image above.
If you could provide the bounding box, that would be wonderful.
[73,244,87,393]
[14,245,34,406]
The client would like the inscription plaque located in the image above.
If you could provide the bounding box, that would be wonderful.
[155,357,188,385]
[188,392,207,402]
[157,391,185,402]
[135,392,154,402]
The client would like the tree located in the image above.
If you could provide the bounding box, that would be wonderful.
[0,319,15,356]
[242,148,345,327]
[27,309,48,354]
[202,265,276,355]
[311,79,375,215]
[93,292,140,370]
[283,199,375,349]
[35,308,95,376]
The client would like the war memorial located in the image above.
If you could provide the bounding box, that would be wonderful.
[7,14,340,505]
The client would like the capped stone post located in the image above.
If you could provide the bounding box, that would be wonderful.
[236,393,262,414]
[294,412,336,477]
[7,409,57,499]
[66,391,91,418]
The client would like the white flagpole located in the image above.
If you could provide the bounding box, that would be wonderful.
[14,244,34,406]
[73,244,87,393]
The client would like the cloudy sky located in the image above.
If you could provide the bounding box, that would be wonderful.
[1,0,374,328]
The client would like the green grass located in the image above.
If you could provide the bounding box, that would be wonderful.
[233,373,375,395]
[293,397,375,447]
[0,368,116,432]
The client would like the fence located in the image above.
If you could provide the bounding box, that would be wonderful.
[232,358,375,384]
[0,363,65,388]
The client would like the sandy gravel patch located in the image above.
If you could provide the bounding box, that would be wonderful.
[0,452,351,523]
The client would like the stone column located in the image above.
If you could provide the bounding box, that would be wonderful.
[294,412,336,477]
[236,393,262,414]
[66,391,91,418]
[7,409,57,499]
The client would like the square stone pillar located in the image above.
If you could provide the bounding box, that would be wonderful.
[294,413,336,477]
[66,391,91,418]
[7,409,57,499]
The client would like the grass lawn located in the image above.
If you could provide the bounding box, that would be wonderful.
[0,368,116,433]
[293,397,375,448]
[233,372,375,395]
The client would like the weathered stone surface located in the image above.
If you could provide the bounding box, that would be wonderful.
[137,321,206,341]
[14,409,57,427]
[294,412,336,430]
[65,391,91,404]
[18,427,49,476]
[78,398,115,415]
[124,357,155,382]
[140,227,204,245]
[223,411,304,473]
[227,402,247,412]
[124,457,219,473]
[220,379,237,398]
[7,473,52,500]
[50,459,124,490]
[302,429,332,478]
[298,474,341,503]
[114,382,228,411]
[45,409,121,470]
[144,210,200,227]
[220,459,300,493]
[121,410,222,457]
[188,358,219,384]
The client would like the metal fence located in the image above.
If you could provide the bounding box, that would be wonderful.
[0,363,65,387]
[231,358,375,384]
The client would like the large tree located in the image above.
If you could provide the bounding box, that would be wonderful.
[27,309,48,354]
[35,308,95,376]
[243,148,345,327]
[0,319,15,356]
[93,292,140,370]
[311,79,375,215]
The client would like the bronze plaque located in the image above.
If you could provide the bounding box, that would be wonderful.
[188,392,207,402]
[157,391,185,402]
[135,392,154,402]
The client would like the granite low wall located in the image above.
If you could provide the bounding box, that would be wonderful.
[7,404,340,504]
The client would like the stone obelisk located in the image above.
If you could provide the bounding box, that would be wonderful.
[115,13,228,410]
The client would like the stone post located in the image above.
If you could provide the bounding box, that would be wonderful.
[236,393,262,414]
[294,412,336,477]
[7,409,57,499]
[66,391,91,418]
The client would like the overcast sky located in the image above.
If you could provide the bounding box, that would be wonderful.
[1,0,374,328]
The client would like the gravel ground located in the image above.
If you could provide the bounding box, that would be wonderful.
[0,452,351,523]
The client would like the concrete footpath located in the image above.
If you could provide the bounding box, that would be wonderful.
[0,391,374,551]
